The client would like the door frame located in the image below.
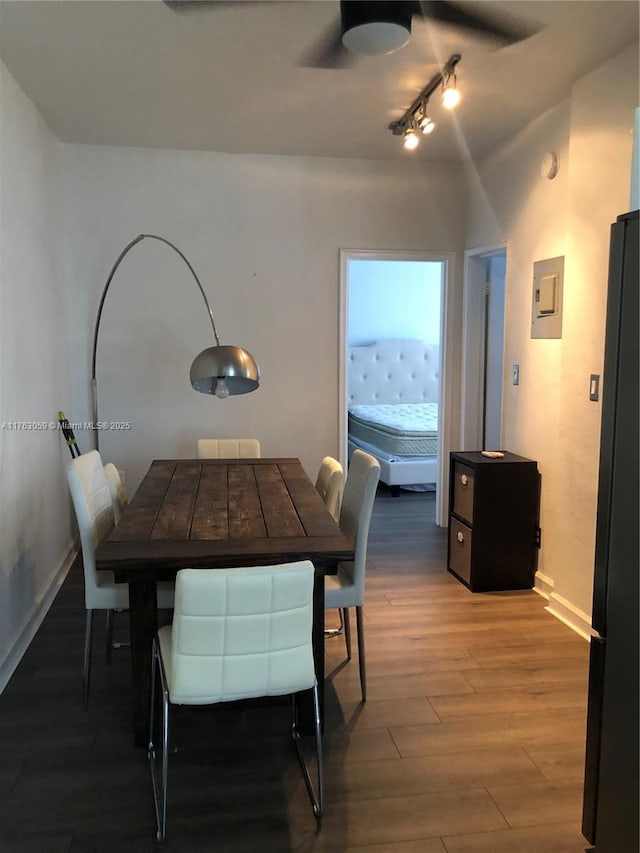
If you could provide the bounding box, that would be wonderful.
[339,249,455,528]
[461,242,508,450]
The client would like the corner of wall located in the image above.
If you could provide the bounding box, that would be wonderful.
[545,591,593,642]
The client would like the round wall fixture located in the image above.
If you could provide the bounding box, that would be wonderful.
[540,151,559,180]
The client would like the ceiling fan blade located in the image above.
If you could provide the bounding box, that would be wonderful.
[163,1,275,12]
[163,0,224,11]
[418,1,540,46]
[298,17,356,69]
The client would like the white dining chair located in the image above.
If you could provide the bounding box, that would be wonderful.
[148,560,323,841]
[66,450,174,708]
[324,449,380,702]
[103,462,127,524]
[315,456,344,522]
[196,438,261,459]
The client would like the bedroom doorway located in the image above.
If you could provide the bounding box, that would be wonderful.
[339,250,455,528]
[461,244,507,450]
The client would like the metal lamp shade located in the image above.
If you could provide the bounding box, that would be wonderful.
[190,344,260,395]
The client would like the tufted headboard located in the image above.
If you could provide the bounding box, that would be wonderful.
[348,339,440,406]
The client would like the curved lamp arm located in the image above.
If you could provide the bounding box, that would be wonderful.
[90,233,260,450]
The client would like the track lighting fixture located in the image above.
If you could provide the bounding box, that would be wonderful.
[389,54,461,150]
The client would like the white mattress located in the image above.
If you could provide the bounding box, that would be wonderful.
[348,403,438,457]
[348,435,437,489]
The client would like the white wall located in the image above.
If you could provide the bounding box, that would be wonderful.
[347,259,442,346]
[60,146,467,491]
[465,43,639,633]
[0,62,74,685]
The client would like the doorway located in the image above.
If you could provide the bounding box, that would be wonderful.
[461,244,507,450]
[339,250,455,528]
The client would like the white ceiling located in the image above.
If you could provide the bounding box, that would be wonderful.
[0,1,638,162]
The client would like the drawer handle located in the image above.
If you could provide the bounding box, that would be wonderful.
[460,474,469,487]
[457,531,465,544]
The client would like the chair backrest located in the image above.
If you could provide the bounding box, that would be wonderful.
[339,450,381,601]
[103,463,128,524]
[315,456,344,521]
[196,438,261,459]
[168,561,315,705]
[66,450,115,608]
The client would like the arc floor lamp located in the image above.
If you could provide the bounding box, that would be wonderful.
[91,234,260,451]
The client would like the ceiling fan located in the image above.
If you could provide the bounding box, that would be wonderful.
[163,1,540,68]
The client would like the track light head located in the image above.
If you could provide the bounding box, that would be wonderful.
[419,110,435,134]
[403,124,420,150]
[442,74,461,109]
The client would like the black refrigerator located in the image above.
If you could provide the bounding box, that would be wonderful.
[582,210,639,853]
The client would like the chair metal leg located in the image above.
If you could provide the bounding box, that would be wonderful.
[160,688,169,840]
[107,609,130,657]
[105,609,114,663]
[292,683,324,824]
[311,681,324,827]
[82,609,94,710]
[355,606,366,702]
[343,607,352,660]
[148,638,170,841]
[148,638,158,752]
[324,608,344,637]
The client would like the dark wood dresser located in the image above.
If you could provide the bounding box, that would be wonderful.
[447,451,541,592]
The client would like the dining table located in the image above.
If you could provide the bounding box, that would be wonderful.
[95,457,354,747]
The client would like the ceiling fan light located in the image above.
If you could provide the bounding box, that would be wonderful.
[403,126,419,150]
[342,22,410,55]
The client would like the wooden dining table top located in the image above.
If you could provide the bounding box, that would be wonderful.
[96,458,353,580]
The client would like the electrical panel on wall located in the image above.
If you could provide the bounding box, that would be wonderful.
[531,256,564,338]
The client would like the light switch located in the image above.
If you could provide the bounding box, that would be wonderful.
[512,364,520,385]
[590,374,600,402]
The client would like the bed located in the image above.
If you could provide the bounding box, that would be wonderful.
[347,339,440,493]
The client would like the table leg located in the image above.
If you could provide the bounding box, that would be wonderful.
[297,573,325,735]
[127,579,158,748]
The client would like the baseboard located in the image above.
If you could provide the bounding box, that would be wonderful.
[0,543,77,694]
[545,591,593,641]
[533,570,554,600]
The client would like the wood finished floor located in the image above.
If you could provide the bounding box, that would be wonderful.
[0,489,590,852]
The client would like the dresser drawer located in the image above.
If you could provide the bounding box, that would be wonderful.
[449,517,472,583]
[452,462,475,523]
